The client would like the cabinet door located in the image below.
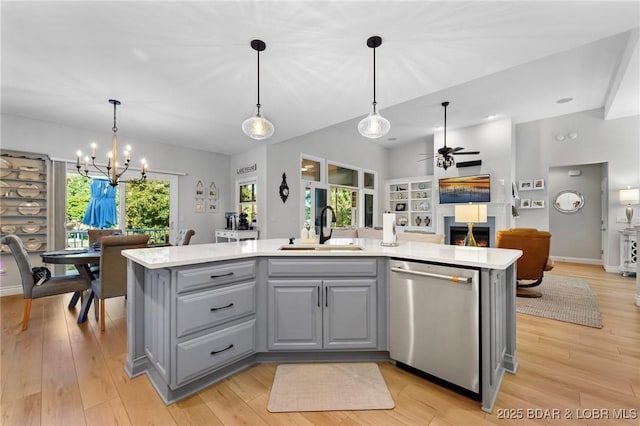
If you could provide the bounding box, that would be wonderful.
[267,279,322,350]
[323,279,377,349]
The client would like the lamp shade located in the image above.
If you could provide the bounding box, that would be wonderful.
[455,204,488,223]
[619,188,639,205]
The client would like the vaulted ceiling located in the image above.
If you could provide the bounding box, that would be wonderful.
[2,1,638,156]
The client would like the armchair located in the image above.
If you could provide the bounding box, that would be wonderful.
[496,228,554,298]
[1,235,90,331]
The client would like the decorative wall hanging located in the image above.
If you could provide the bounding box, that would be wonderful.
[208,181,218,212]
[279,173,289,203]
[194,180,205,213]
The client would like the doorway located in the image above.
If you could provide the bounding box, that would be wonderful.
[548,163,606,264]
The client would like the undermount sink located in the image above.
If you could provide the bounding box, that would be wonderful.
[279,244,364,251]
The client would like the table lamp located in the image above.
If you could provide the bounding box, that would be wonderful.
[455,203,488,246]
[619,187,639,229]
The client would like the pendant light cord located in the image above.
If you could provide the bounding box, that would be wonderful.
[372,46,376,105]
[256,49,261,108]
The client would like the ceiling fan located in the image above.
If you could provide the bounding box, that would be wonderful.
[419,101,480,170]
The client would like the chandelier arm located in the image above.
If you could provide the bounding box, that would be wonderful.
[90,157,111,179]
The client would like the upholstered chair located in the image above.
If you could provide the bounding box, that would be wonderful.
[175,229,195,246]
[91,234,149,331]
[495,228,555,298]
[87,229,123,248]
[1,235,91,331]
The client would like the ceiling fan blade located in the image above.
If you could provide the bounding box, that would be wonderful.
[452,151,480,155]
[450,147,464,153]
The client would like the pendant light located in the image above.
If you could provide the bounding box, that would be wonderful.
[358,35,390,139]
[437,101,455,170]
[242,39,274,140]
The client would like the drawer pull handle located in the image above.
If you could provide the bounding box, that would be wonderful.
[210,303,234,312]
[210,344,234,355]
[210,272,234,279]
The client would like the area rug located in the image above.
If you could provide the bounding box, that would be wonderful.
[267,363,395,412]
[516,275,603,328]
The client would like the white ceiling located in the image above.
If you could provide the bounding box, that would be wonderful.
[2,1,639,156]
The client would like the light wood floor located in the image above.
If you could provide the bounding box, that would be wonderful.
[1,262,638,425]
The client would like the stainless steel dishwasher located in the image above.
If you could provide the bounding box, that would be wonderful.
[389,259,480,395]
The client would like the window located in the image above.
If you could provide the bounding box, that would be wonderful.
[65,166,177,246]
[301,158,321,182]
[238,180,257,224]
[300,155,377,232]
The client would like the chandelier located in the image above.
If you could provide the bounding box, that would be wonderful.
[76,99,147,187]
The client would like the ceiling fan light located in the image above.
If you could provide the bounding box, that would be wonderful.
[358,105,390,138]
[242,107,274,140]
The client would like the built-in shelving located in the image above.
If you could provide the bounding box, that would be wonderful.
[385,176,434,232]
[0,151,49,253]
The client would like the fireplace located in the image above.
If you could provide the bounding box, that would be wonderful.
[450,226,490,247]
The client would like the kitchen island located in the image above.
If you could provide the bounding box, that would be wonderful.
[122,238,521,412]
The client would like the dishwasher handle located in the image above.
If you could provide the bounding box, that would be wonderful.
[391,266,472,284]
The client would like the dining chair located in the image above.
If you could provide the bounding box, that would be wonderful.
[87,229,122,275]
[1,234,91,331]
[174,229,195,245]
[91,234,149,331]
[87,228,123,248]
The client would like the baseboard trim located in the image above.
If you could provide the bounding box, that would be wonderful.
[550,256,603,266]
[0,285,23,297]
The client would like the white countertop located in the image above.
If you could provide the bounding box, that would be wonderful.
[123,238,522,270]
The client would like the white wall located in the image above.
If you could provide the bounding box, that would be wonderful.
[515,108,640,270]
[1,114,230,244]
[387,135,434,179]
[433,117,514,206]
[262,123,389,240]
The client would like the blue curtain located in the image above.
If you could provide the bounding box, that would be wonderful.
[82,177,117,229]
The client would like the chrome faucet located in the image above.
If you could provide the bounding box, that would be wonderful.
[318,205,336,244]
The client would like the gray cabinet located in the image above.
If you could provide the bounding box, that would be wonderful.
[143,259,258,389]
[267,258,377,350]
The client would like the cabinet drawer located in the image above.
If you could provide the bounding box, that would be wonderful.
[268,258,377,277]
[176,281,256,337]
[176,319,256,385]
[176,260,256,293]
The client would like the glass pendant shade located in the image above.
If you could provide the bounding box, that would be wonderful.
[358,103,390,139]
[242,106,274,140]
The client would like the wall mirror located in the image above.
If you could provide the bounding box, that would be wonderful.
[553,190,584,213]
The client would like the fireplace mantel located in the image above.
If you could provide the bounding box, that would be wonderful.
[437,203,512,243]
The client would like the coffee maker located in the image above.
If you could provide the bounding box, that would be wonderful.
[225,212,237,230]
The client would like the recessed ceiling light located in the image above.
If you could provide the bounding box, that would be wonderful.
[556,97,573,104]
[434,126,443,131]
[486,114,496,120]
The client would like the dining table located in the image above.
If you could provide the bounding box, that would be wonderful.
[41,248,100,324]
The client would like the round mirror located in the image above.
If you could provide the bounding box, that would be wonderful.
[553,190,584,213]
